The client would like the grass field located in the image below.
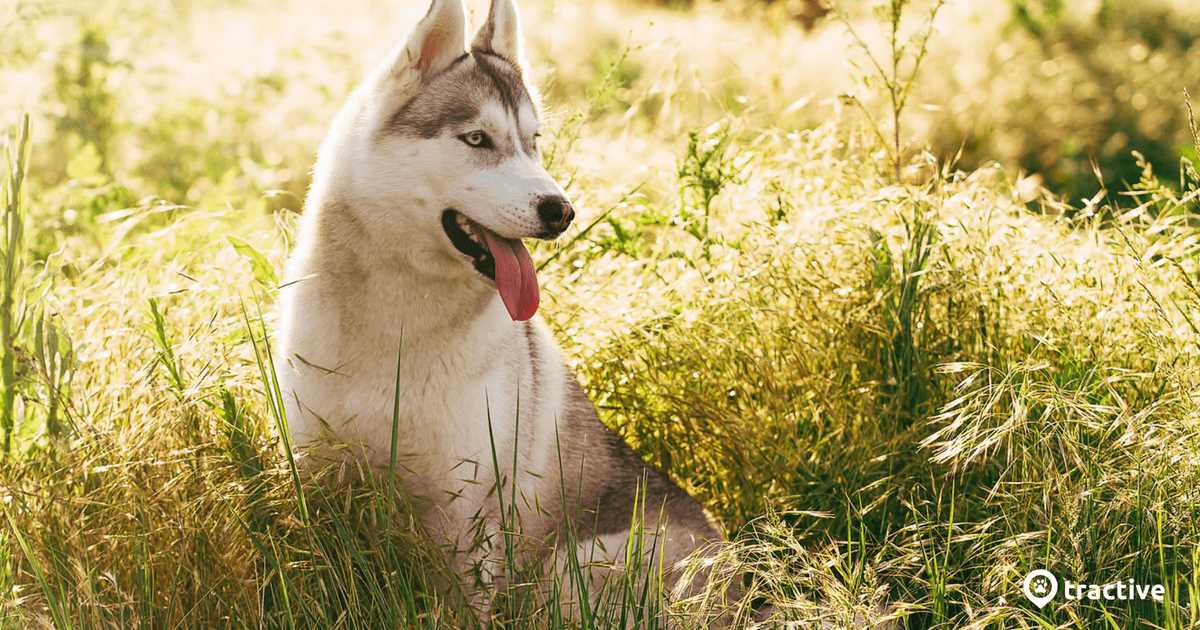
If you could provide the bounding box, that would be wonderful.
[2,0,1200,627]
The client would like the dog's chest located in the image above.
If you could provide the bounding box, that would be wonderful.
[280,275,559,500]
[338,339,526,487]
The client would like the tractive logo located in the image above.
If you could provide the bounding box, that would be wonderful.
[1021,569,1164,609]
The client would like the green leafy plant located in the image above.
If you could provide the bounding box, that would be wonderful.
[839,0,946,183]
[0,116,30,455]
[50,25,122,175]
[677,120,745,259]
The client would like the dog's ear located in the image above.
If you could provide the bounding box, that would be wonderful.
[399,0,467,78]
[472,0,524,68]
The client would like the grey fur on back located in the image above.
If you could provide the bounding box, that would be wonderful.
[555,368,719,542]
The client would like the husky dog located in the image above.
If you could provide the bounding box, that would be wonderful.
[276,0,721,614]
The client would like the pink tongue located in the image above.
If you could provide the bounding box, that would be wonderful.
[481,230,540,321]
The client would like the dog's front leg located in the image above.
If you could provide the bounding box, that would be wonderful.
[426,484,508,624]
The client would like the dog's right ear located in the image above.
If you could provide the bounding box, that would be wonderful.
[472,0,524,68]
[395,0,467,79]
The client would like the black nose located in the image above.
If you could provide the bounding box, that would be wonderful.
[536,196,574,233]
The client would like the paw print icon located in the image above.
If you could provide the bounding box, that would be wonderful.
[1032,577,1049,595]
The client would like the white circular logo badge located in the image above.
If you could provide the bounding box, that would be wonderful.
[1022,569,1058,609]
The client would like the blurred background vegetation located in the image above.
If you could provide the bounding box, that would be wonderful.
[4,0,1198,207]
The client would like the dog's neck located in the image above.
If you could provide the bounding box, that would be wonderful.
[293,197,517,360]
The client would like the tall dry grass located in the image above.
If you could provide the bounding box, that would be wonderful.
[0,0,1198,627]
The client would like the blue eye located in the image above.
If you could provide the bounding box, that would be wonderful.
[460,131,493,149]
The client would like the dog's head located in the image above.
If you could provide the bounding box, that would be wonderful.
[325,0,570,321]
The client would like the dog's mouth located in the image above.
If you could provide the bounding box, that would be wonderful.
[441,209,540,322]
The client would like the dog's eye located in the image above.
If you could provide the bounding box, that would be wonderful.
[460,131,492,149]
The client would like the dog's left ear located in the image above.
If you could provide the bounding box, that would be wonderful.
[404,0,468,77]
[472,0,524,68]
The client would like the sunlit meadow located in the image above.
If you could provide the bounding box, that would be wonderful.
[1,0,1200,627]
